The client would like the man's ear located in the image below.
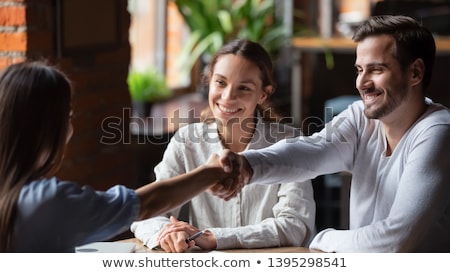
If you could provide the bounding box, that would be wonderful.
[410,58,424,86]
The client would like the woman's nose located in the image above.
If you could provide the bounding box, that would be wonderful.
[221,86,236,100]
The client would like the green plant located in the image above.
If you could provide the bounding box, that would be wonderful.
[126,68,172,102]
[174,0,299,74]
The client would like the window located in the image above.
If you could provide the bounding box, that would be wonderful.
[128,0,189,89]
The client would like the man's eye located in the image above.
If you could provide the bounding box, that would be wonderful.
[371,68,383,74]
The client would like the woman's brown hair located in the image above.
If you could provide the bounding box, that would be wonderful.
[0,61,72,252]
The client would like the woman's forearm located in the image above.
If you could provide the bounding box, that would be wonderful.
[135,164,226,220]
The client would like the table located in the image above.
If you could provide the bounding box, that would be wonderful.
[290,36,450,126]
[120,238,323,253]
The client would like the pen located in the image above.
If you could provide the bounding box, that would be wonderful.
[185,230,205,243]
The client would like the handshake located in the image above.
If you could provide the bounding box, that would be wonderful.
[206,149,254,201]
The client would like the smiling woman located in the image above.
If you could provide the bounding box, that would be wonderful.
[204,48,273,152]
[130,39,315,253]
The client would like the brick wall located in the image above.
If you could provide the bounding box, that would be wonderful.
[0,0,137,190]
[0,1,27,66]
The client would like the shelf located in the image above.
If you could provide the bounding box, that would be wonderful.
[292,36,450,55]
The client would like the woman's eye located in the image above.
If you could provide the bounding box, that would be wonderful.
[239,85,252,91]
[215,79,225,86]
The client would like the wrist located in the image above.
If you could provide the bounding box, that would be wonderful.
[243,156,253,184]
[197,164,225,184]
[197,229,217,250]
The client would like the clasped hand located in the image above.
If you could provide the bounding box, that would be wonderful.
[207,149,253,201]
[156,216,215,253]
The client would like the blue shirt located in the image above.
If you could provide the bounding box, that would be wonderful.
[13,177,139,252]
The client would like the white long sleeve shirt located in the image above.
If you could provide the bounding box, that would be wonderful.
[131,117,316,249]
[244,99,450,252]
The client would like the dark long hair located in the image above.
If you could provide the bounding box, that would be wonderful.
[0,61,72,252]
[353,15,436,90]
[200,38,282,123]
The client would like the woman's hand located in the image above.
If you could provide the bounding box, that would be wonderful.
[157,216,217,252]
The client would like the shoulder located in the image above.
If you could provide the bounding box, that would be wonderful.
[20,178,137,208]
[408,102,450,140]
[423,102,450,125]
[19,178,138,226]
[20,177,76,202]
[17,178,87,225]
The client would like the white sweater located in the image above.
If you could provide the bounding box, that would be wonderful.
[244,100,450,252]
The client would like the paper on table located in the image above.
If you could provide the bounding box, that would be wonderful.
[75,242,136,253]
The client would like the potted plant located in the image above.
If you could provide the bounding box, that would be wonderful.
[127,68,172,118]
[174,0,294,75]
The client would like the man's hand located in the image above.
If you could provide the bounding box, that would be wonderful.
[209,149,253,200]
